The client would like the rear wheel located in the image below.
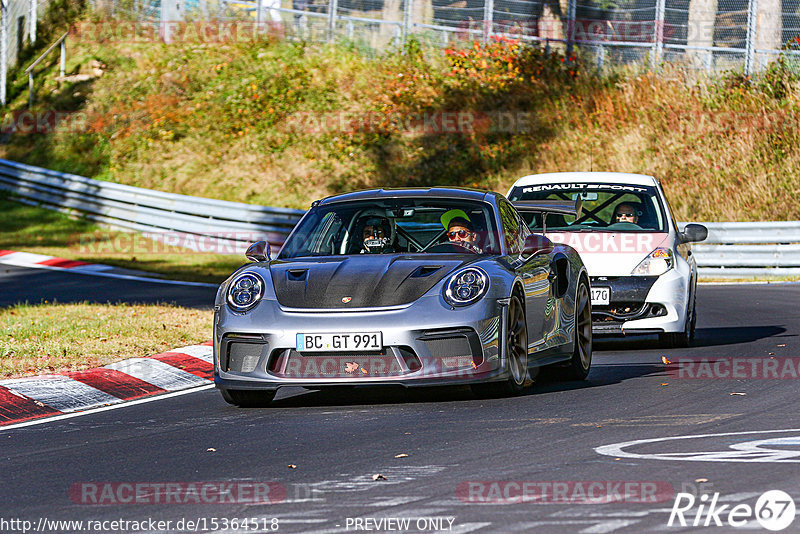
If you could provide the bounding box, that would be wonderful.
[472,294,529,398]
[553,279,592,381]
[220,389,276,407]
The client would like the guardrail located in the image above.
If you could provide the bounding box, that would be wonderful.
[0,159,305,254]
[680,222,800,278]
[1,158,799,277]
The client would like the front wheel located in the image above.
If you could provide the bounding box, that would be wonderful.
[472,294,529,398]
[220,389,276,407]
[553,279,592,381]
[659,297,695,348]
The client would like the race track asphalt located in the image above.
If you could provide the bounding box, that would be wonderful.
[2,266,800,533]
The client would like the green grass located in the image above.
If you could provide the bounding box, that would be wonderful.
[0,301,211,378]
[0,193,245,283]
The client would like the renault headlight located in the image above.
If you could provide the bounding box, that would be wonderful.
[632,247,674,276]
[227,272,264,312]
[444,267,489,306]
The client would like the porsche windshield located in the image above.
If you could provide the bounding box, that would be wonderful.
[508,183,667,232]
[279,199,501,258]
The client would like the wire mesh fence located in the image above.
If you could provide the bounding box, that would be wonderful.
[130,0,798,75]
[2,0,799,104]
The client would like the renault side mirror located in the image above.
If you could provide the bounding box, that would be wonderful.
[680,224,708,244]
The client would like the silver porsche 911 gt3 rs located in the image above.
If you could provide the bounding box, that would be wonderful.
[213,188,592,406]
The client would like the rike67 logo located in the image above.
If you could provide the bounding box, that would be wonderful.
[668,490,796,531]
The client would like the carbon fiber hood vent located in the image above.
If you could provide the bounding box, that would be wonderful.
[269,256,469,309]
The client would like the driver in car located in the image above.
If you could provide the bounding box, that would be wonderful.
[613,203,639,225]
[441,209,482,253]
[359,216,394,254]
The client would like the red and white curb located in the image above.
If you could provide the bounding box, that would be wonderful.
[0,250,103,272]
[0,250,216,287]
[0,342,214,426]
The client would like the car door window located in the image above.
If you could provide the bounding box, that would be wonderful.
[498,199,523,254]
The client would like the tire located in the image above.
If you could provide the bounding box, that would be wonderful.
[472,293,529,398]
[553,278,592,381]
[220,389,276,407]
[659,296,695,348]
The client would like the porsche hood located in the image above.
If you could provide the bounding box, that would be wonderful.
[269,256,472,309]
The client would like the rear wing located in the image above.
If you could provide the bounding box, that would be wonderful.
[511,199,583,217]
[511,199,583,233]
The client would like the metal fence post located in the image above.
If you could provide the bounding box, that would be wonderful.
[327,0,338,43]
[566,0,576,57]
[0,0,6,106]
[744,0,757,76]
[161,0,173,43]
[29,0,37,44]
[482,0,494,43]
[60,38,66,78]
[402,0,412,47]
[653,0,665,68]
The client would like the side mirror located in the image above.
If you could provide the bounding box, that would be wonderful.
[521,234,554,258]
[245,240,271,262]
[680,224,708,244]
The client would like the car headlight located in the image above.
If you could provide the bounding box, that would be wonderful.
[444,267,489,306]
[632,247,674,276]
[227,272,264,312]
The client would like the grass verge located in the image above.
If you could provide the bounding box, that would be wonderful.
[0,301,211,378]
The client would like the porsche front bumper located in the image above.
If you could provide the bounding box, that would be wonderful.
[213,296,510,391]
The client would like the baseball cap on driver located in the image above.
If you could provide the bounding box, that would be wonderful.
[440,209,471,230]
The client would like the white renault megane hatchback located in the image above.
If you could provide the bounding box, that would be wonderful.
[508,172,708,347]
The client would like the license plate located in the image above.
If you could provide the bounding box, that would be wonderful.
[296,332,382,352]
[591,287,610,305]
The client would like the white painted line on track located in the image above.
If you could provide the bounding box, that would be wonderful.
[70,264,114,272]
[1,261,218,287]
[596,428,800,463]
[0,384,215,432]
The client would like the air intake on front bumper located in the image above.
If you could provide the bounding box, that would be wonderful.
[223,336,268,373]
[418,329,483,369]
[267,348,415,378]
